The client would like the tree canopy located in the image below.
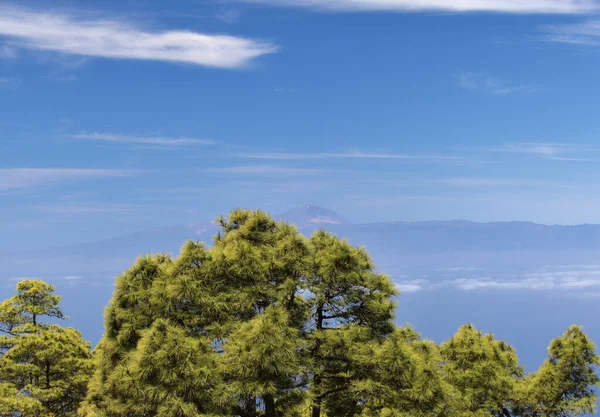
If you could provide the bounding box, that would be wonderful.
[78,209,600,417]
[0,279,93,417]
[0,210,595,416]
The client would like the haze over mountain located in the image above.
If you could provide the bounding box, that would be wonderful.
[279,204,350,229]
[4,204,600,280]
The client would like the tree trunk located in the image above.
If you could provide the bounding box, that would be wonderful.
[311,396,322,417]
[311,303,324,417]
[264,394,276,417]
[46,362,50,389]
[240,395,258,417]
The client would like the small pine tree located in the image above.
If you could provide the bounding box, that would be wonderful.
[439,324,522,416]
[356,327,455,416]
[0,280,92,416]
[513,325,600,417]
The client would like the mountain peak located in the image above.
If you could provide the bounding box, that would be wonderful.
[279,204,350,229]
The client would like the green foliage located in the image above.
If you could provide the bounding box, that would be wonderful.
[0,279,64,334]
[440,324,523,416]
[356,327,456,416]
[78,209,600,417]
[82,210,397,417]
[0,280,93,416]
[221,306,303,416]
[513,325,600,417]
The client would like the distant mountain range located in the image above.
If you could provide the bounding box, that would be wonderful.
[3,204,600,279]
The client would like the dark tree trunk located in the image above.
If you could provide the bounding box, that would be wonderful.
[264,394,276,417]
[311,303,324,417]
[311,400,321,417]
[240,395,258,417]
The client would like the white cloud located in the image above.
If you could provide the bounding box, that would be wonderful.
[456,72,539,96]
[0,168,131,192]
[216,9,243,25]
[0,45,17,59]
[7,277,34,282]
[237,150,458,160]
[37,203,138,214]
[0,77,20,89]
[207,165,333,175]
[0,5,277,68]
[435,177,563,188]
[63,275,82,281]
[396,279,429,293]
[395,265,600,293]
[446,275,600,291]
[71,132,215,146]
[542,20,600,45]
[274,87,297,93]
[491,143,590,161]
[244,0,595,13]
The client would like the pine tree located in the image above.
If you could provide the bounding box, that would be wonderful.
[513,325,600,417]
[83,210,311,416]
[82,210,397,417]
[356,327,456,416]
[439,324,522,416]
[80,209,600,417]
[0,280,92,416]
[220,306,303,417]
[306,230,397,417]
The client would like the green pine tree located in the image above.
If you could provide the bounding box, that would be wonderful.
[356,326,456,417]
[80,209,600,417]
[220,306,303,417]
[513,325,600,417]
[439,324,522,416]
[0,280,93,416]
[306,230,397,417]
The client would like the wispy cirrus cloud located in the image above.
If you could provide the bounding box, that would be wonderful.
[36,202,139,214]
[71,132,215,147]
[243,0,596,13]
[206,165,334,175]
[490,143,590,161]
[63,275,82,281]
[435,177,566,188]
[0,168,131,192]
[0,76,20,89]
[542,20,600,45]
[0,5,277,69]
[456,72,540,96]
[0,45,17,59]
[237,150,459,160]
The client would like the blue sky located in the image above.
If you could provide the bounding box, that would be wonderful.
[3,0,600,250]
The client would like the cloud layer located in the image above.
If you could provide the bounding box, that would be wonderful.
[456,72,539,96]
[490,143,590,161]
[0,168,130,191]
[237,151,458,160]
[396,265,600,294]
[0,5,277,68]
[543,20,600,45]
[207,165,334,175]
[72,133,215,146]
[245,0,597,13]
